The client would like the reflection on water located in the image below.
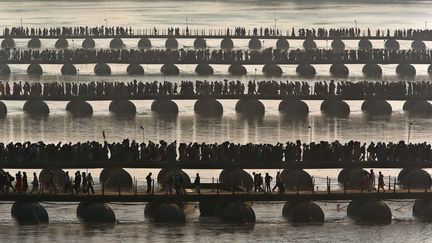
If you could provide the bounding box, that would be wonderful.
[0,201,430,242]
[0,101,427,144]
[0,0,432,241]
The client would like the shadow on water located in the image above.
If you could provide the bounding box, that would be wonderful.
[24,114,50,120]
[152,113,179,122]
[194,114,223,124]
[207,222,256,235]
[82,223,116,230]
[81,223,116,238]
[362,113,392,122]
[235,113,265,122]
[279,114,309,123]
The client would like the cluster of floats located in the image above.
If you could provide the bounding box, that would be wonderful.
[0,62,426,82]
[0,36,430,77]
[1,96,432,118]
[0,33,429,51]
[1,62,430,79]
[8,166,432,225]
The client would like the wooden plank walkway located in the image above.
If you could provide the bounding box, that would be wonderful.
[0,34,427,41]
[1,189,431,202]
[0,160,429,169]
[0,94,430,101]
[3,60,431,65]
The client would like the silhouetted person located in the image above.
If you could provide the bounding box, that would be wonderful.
[368,169,375,191]
[378,171,385,192]
[74,171,81,193]
[146,172,152,194]
[174,172,183,195]
[87,173,95,194]
[265,173,273,193]
[63,171,74,194]
[81,172,88,193]
[31,172,39,193]
[15,171,22,193]
[272,171,284,193]
[194,173,200,194]
[22,172,28,193]
[6,172,15,192]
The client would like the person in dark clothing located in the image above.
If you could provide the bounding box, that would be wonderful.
[31,172,39,193]
[48,171,57,193]
[272,171,284,193]
[87,173,95,194]
[257,173,263,192]
[63,171,74,194]
[22,172,28,193]
[74,171,81,194]
[265,173,273,193]
[194,173,200,194]
[81,172,88,193]
[174,172,183,195]
[146,172,152,194]
[6,172,15,192]
[378,171,385,192]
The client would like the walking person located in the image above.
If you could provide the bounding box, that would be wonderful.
[5,172,15,192]
[74,171,81,194]
[272,171,284,193]
[265,173,273,194]
[146,172,152,194]
[22,172,28,193]
[47,171,57,193]
[368,169,375,191]
[63,171,74,194]
[81,172,88,193]
[15,171,22,193]
[378,171,385,192]
[87,173,95,194]
[194,173,200,194]
[31,172,39,193]
[257,173,264,192]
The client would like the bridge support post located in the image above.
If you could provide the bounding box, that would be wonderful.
[194,98,223,116]
[151,98,179,115]
[109,100,136,116]
[235,98,265,116]
[12,201,49,224]
[282,201,324,224]
[145,202,186,223]
[347,200,391,224]
[77,202,116,223]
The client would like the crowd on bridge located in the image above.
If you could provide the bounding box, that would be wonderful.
[2,26,432,39]
[0,169,95,194]
[0,80,431,98]
[0,139,431,165]
[3,26,134,37]
[1,48,432,64]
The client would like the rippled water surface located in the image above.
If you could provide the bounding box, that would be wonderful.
[1,0,432,242]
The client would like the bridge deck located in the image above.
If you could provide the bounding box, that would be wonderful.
[0,34,427,41]
[3,60,432,65]
[0,94,430,101]
[1,189,431,202]
[0,160,429,169]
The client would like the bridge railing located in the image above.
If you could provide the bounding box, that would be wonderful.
[34,174,409,197]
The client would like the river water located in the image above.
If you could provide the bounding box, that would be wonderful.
[0,0,432,242]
